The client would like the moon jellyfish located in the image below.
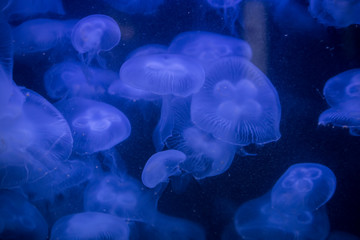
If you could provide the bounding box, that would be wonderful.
[319,69,360,135]
[84,174,158,222]
[56,98,131,155]
[120,53,205,150]
[126,44,168,59]
[271,163,336,214]
[0,88,73,188]
[168,31,252,66]
[0,190,48,240]
[50,212,130,240]
[12,19,76,55]
[142,150,186,188]
[2,0,65,21]
[44,61,117,100]
[308,0,360,27]
[234,193,330,240]
[191,56,281,146]
[102,0,165,15]
[71,14,121,66]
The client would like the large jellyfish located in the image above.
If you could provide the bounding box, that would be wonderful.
[50,212,130,240]
[56,97,131,155]
[271,163,336,214]
[71,14,121,66]
[308,0,360,27]
[12,18,76,55]
[191,56,281,146]
[319,69,360,136]
[102,0,165,15]
[0,190,48,240]
[168,31,252,66]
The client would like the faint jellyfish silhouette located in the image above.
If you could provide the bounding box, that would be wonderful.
[50,212,130,240]
[141,150,187,188]
[56,97,131,155]
[71,14,121,66]
[191,56,281,146]
[271,163,336,214]
[168,31,252,66]
[126,44,168,59]
[0,190,48,240]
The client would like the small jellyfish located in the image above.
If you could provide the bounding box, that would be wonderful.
[71,14,121,66]
[2,0,65,22]
[126,44,168,59]
[56,97,131,155]
[308,0,360,27]
[102,0,165,15]
[12,18,76,55]
[50,212,130,240]
[191,56,281,146]
[0,190,48,240]
[234,193,330,240]
[142,150,187,188]
[168,31,252,66]
[271,163,336,214]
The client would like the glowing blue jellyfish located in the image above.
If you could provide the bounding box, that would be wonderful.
[120,53,205,150]
[168,31,252,66]
[0,190,48,240]
[319,69,360,135]
[84,174,158,222]
[308,0,360,27]
[2,0,65,21]
[71,14,121,66]
[271,163,336,214]
[234,193,330,240]
[126,44,168,59]
[102,0,165,15]
[44,61,117,100]
[56,98,131,155]
[191,56,281,146]
[142,150,186,188]
[50,212,130,240]
[12,19,76,55]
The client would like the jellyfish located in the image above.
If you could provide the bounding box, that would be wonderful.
[126,44,168,59]
[12,18,76,55]
[120,53,205,150]
[0,88,73,188]
[56,97,131,155]
[234,193,330,240]
[71,14,121,66]
[2,0,65,22]
[141,150,187,188]
[50,212,130,240]
[308,0,360,27]
[191,56,281,146]
[102,0,165,15]
[168,31,252,66]
[44,60,117,100]
[0,190,48,240]
[271,163,336,214]
[319,69,360,135]
[84,174,159,222]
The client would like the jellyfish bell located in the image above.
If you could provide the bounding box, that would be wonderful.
[191,56,281,146]
[71,14,121,66]
[126,44,168,59]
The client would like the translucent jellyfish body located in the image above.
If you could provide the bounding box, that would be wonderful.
[319,69,360,135]
[71,14,121,65]
[12,19,76,55]
[271,163,336,214]
[234,193,330,240]
[126,44,168,59]
[142,150,186,188]
[308,0,360,27]
[56,98,131,155]
[168,31,252,66]
[0,88,73,188]
[191,56,281,146]
[50,212,130,240]
[0,190,48,240]
[102,0,165,15]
